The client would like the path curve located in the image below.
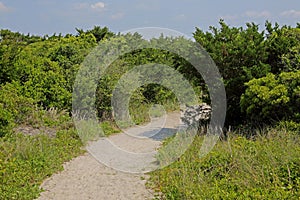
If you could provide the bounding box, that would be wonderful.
[37,112,182,200]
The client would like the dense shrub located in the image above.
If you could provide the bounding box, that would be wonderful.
[193,20,271,126]
[0,83,34,136]
[241,70,300,124]
[265,24,300,73]
[0,104,15,137]
[194,21,300,126]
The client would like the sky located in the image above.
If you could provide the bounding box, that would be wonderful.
[0,0,299,37]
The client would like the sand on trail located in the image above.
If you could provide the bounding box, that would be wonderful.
[37,112,183,200]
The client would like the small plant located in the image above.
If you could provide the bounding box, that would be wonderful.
[100,121,120,136]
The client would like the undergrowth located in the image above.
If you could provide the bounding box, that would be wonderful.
[0,107,84,200]
[148,128,300,199]
[0,129,84,200]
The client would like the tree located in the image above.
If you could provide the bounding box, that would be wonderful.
[0,30,31,84]
[265,22,300,73]
[76,26,114,42]
[193,20,270,126]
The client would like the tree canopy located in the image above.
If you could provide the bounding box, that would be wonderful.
[0,22,299,136]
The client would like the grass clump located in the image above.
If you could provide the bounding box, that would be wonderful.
[0,129,84,200]
[148,128,300,199]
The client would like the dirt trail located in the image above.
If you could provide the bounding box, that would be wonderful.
[37,112,182,200]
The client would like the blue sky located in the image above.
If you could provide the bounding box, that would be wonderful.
[0,0,299,36]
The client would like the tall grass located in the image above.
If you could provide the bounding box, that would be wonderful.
[0,130,84,200]
[148,128,300,199]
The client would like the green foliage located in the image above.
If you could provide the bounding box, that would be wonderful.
[13,34,97,110]
[100,121,121,136]
[95,58,143,120]
[277,120,300,132]
[0,30,97,111]
[265,23,300,73]
[0,104,15,137]
[21,61,71,109]
[92,35,203,124]
[0,82,34,136]
[26,107,72,129]
[0,130,83,200]
[241,71,300,123]
[48,33,97,93]
[281,44,300,72]
[193,20,271,125]
[148,128,300,199]
[76,26,114,42]
[0,35,25,84]
[1,23,300,128]
[1,23,300,199]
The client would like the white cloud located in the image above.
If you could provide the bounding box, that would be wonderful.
[280,10,300,18]
[0,2,9,12]
[244,10,271,18]
[91,2,105,11]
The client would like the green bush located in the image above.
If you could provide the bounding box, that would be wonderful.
[265,25,300,74]
[193,20,271,126]
[277,121,300,132]
[0,104,15,137]
[0,83,34,137]
[241,70,300,124]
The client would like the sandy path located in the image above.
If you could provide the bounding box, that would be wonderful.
[37,112,182,200]
[38,153,153,200]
